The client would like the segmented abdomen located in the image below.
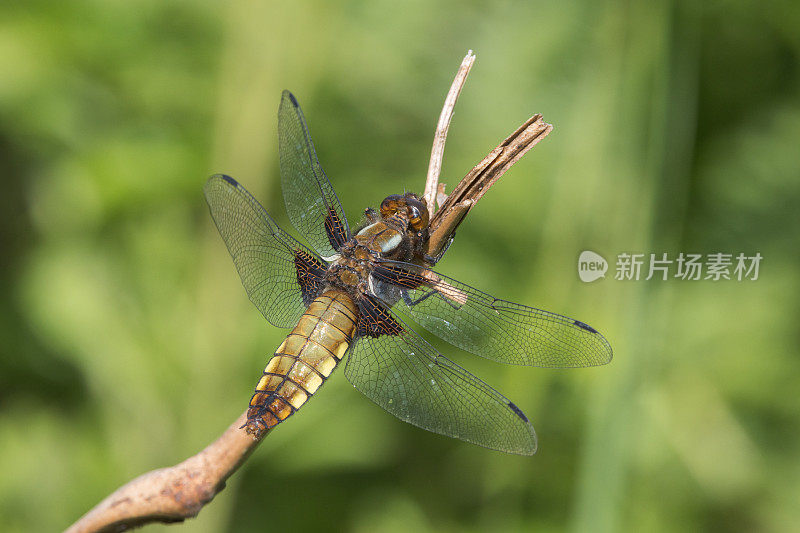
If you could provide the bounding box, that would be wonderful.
[244,289,358,437]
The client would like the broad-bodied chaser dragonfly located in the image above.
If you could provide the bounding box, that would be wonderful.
[204,91,612,455]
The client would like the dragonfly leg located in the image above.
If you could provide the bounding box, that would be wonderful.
[401,287,461,310]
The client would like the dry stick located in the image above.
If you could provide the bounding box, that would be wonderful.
[66,56,552,533]
[423,50,475,219]
[65,412,263,532]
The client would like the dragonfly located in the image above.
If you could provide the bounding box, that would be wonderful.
[204,91,612,455]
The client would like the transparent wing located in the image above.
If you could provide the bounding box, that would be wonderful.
[371,261,613,368]
[278,90,350,259]
[204,174,327,328]
[344,300,537,455]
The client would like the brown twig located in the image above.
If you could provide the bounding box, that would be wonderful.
[65,412,263,532]
[423,50,476,219]
[425,114,553,260]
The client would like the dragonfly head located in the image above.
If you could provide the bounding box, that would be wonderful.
[379,193,429,232]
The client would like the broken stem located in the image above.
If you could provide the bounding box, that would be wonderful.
[420,51,553,262]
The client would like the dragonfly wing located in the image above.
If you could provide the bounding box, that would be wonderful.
[344,295,537,455]
[371,261,613,368]
[278,90,350,259]
[204,174,327,328]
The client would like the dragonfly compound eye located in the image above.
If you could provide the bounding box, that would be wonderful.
[406,198,429,230]
[380,194,403,217]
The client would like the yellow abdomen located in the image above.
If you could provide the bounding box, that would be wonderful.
[244,289,358,437]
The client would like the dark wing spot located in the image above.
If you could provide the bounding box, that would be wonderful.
[221,174,239,186]
[294,250,327,306]
[356,295,403,337]
[574,320,598,334]
[508,401,529,423]
[287,91,300,108]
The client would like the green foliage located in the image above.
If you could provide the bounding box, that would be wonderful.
[1,1,799,531]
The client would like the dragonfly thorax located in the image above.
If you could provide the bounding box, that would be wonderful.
[355,222,404,254]
[327,197,427,300]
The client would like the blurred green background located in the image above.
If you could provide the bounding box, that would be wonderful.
[2,1,799,532]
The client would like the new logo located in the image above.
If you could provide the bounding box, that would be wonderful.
[578,251,608,282]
